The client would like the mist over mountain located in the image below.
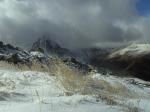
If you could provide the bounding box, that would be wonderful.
[0,0,150,49]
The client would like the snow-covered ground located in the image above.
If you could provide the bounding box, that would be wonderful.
[0,68,150,112]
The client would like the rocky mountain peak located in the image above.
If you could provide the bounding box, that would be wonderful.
[0,41,20,54]
[30,36,71,57]
[31,36,61,53]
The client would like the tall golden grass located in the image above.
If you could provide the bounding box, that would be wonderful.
[0,61,49,72]
[49,58,88,93]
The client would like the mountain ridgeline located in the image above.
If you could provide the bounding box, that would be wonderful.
[0,37,150,81]
[30,37,71,57]
[30,37,113,62]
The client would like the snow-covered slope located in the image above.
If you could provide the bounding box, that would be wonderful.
[107,43,150,81]
[0,70,119,112]
[109,43,150,58]
[0,67,149,112]
[91,73,150,111]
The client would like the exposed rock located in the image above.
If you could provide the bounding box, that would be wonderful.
[6,52,30,64]
[0,40,92,73]
[0,41,49,64]
[62,57,93,73]
[30,36,95,72]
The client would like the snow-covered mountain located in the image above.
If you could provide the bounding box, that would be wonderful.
[107,43,150,81]
[30,36,114,64]
[1,37,150,81]
[109,43,150,58]
[0,40,91,73]
[30,36,117,73]
[0,40,150,112]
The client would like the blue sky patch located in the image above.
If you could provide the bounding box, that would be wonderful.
[136,0,150,16]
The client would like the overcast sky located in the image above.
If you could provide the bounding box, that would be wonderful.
[0,0,150,49]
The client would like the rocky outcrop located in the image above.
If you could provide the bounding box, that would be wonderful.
[62,57,93,73]
[0,41,29,63]
[0,41,50,64]
[0,40,92,73]
[30,37,116,73]
[31,37,102,72]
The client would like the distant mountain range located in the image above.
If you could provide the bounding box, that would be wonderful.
[30,36,114,63]
[0,36,150,81]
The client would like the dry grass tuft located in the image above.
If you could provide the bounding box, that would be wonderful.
[49,58,88,93]
[82,78,135,98]
[47,58,137,104]
[0,61,49,72]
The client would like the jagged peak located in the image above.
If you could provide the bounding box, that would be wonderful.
[30,36,72,57]
[31,36,62,53]
[35,36,61,48]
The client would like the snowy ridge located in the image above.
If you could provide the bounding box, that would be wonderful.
[109,43,150,58]
[107,43,150,81]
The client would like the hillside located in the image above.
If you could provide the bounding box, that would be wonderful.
[0,66,150,112]
[0,39,150,112]
[108,43,150,81]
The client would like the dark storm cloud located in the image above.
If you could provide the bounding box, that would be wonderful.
[0,0,149,49]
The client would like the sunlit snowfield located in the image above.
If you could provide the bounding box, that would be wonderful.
[0,67,150,112]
